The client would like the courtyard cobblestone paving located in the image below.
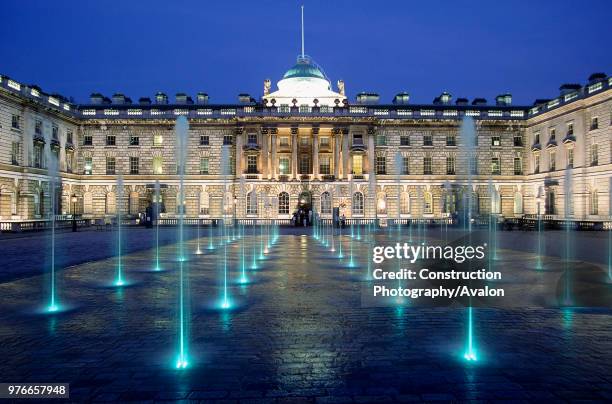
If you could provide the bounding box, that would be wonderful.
[0,228,610,402]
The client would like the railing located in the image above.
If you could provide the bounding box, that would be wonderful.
[156,218,218,226]
[237,219,292,226]
[389,217,455,226]
[0,219,92,232]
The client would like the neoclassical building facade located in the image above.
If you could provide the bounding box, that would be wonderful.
[0,56,610,223]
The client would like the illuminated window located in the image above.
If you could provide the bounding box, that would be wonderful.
[84,157,92,175]
[153,134,163,146]
[319,155,331,175]
[279,157,290,175]
[352,192,364,215]
[278,192,289,214]
[153,156,163,174]
[246,191,258,215]
[319,136,330,147]
[491,135,501,146]
[352,155,363,175]
[320,192,331,214]
[280,136,289,147]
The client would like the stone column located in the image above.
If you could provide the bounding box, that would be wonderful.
[59,128,66,172]
[235,127,243,178]
[367,128,376,176]
[22,107,33,167]
[291,127,298,180]
[342,129,350,179]
[333,128,340,179]
[312,127,319,179]
[270,128,277,180]
[261,128,268,178]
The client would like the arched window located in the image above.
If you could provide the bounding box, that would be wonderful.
[246,191,258,215]
[513,192,523,215]
[491,189,501,214]
[320,191,332,214]
[352,192,364,215]
[278,192,289,214]
[400,192,410,215]
[423,191,433,214]
[590,190,598,215]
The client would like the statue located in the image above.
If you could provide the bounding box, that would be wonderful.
[337,80,345,96]
[263,79,271,96]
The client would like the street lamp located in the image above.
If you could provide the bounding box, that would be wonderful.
[71,194,78,232]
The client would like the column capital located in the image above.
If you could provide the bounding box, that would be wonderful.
[235,126,244,135]
[312,126,320,136]
[291,126,299,135]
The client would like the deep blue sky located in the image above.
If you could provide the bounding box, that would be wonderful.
[2,0,610,105]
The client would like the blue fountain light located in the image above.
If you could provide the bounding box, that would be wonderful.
[463,306,478,362]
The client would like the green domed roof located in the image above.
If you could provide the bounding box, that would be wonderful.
[282,57,326,80]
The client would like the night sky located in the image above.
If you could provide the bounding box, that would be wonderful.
[2,0,610,105]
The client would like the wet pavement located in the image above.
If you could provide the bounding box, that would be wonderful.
[0,227,610,402]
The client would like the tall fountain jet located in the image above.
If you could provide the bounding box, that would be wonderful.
[459,115,478,361]
[114,175,125,286]
[44,127,60,312]
[174,116,190,369]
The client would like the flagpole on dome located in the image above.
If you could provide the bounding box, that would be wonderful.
[301,5,305,58]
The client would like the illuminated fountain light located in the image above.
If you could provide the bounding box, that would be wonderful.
[463,306,478,362]
[113,175,127,287]
[174,116,191,370]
